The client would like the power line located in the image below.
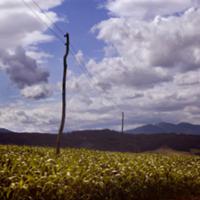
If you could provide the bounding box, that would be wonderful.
[21,0,65,45]
[68,46,105,97]
[21,1,121,130]
[22,0,95,79]
[69,48,93,79]
[22,0,100,93]
[69,46,103,87]
[22,0,120,114]
[69,45,120,110]
[69,46,107,95]
[30,0,65,35]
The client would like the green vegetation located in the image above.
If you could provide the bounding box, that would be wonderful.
[0,145,200,200]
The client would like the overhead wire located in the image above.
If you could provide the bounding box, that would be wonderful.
[21,0,121,128]
[21,0,95,91]
[30,0,65,36]
[69,45,120,111]
[21,0,74,129]
[69,47,93,79]
[21,0,65,45]
[22,0,94,80]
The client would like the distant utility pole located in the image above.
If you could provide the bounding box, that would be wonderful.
[121,112,124,134]
[56,33,69,155]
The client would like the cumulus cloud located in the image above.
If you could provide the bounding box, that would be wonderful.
[54,1,200,130]
[106,0,199,19]
[87,57,171,90]
[175,70,200,86]
[1,47,49,88]
[0,47,52,99]
[0,0,64,10]
[0,0,65,100]
[84,0,200,129]
[0,101,61,132]
[21,83,52,100]
[1,0,200,132]
[75,50,84,64]
[1,79,200,132]
[0,0,63,49]
[93,8,200,73]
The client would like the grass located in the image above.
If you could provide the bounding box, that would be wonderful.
[0,145,200,200]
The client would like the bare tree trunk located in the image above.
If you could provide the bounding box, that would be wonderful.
[56,33,69,155]
[122,112,124,134]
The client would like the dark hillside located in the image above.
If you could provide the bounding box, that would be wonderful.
[0,130,200,153]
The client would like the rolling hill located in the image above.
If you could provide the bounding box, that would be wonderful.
[0,129,200,153]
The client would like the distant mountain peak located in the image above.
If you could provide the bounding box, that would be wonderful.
[157,122,174,126]
[178,122,194,126]
[0,128,13,133]
[127,122,200,135]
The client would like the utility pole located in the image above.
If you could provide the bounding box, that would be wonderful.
[56,33,69,155]
[121,112,124,134]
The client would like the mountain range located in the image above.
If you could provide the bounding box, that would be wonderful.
[127,122,200,135]
[0,128,14,133]
[1,122,200,135]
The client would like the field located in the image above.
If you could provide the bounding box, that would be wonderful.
[0,145,200,200]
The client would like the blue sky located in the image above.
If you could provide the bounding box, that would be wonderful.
[43,0,109,79]
[0,0,108,103]
[0,0,200,132]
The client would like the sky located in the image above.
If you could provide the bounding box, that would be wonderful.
[0,0,200,133]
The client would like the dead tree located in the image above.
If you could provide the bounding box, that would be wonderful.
[56,33,69,155]
[122,112,124,134]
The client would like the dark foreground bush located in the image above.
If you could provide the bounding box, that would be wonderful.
[0,145,200,200]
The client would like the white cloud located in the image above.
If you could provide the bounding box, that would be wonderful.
[0,101,61,132]
[87,57,171,90]
[106,0,199,19]
[0,0,64,9]
[1,68,200,132]
[0,0,64,49]
[75,50,84,64]
[175,70,200,86]
[0,0,64,100]
[0,47,49,89]
[48,2,200,131]
[1,0,200,132]
[21,83,53,100]
[85,0,200,129]
[26,49,53,64]
[93,8,200,73]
